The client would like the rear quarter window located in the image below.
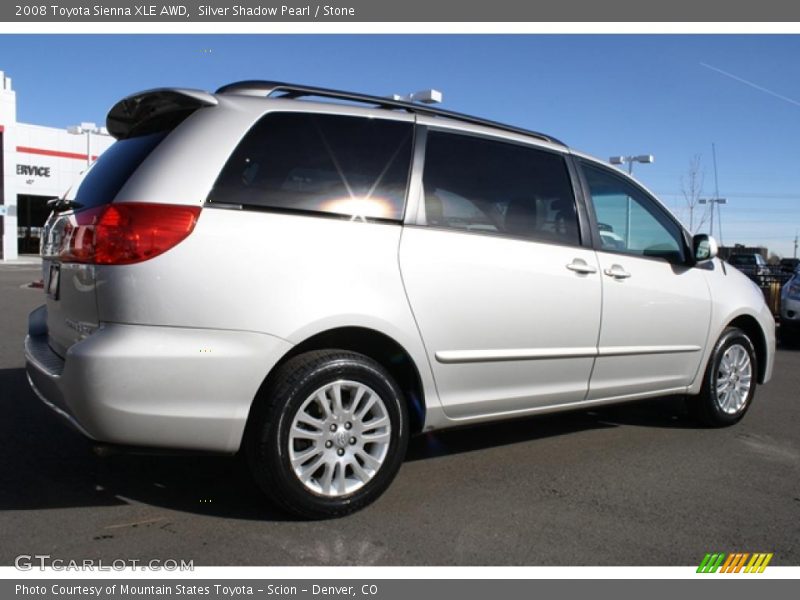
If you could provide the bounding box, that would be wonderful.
[67,132,167,209]
[207,112,414,222]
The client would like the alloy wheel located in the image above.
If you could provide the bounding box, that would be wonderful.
[715,343,753,415]
[288,380,391,497]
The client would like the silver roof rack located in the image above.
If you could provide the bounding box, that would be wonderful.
[215,80,566,147]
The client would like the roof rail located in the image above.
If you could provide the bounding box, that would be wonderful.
[215,80,566,147]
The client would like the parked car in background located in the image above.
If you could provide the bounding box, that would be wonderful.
[779,257,800,274]
[780,268,800,343]
[727,253,770,285]
[597,222,626,250]
[25,81,776,518]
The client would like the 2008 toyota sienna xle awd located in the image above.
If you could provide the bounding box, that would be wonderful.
[25,81,776,518]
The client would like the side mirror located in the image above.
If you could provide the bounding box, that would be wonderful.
[693,234,718,263]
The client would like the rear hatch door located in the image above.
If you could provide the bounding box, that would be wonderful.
[42,133,169,356]
[41,88,218,357]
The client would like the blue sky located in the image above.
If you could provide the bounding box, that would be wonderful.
[1,34,799,256]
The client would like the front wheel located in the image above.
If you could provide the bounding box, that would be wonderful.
[247,350,409,519]
[688,327,757,427]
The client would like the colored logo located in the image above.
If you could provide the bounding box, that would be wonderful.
[697,552,773,573]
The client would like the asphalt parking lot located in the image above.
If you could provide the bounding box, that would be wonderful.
[0,262,798,566]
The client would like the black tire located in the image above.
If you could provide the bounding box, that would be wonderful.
[687,327,757,427]
[247,350,409,519]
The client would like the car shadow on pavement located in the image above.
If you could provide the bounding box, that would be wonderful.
[2,366,695,520]
[778,337,800,351]
[405,395,694,461]
[0,367,291,521]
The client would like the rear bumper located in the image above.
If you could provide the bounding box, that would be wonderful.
[25,305,292,453]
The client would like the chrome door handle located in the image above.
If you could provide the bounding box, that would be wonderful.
[566,260,597,274]
[604,265,631,279]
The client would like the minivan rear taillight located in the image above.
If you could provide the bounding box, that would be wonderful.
[60,203,201,265]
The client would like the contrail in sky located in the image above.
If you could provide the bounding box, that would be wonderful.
[700,62,800,108]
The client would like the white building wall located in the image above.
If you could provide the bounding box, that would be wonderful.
[15,123,114,199]
[1,70,18,261]
[0,69,114,260]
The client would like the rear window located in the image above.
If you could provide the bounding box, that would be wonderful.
[207,112,413,222]
[67,132,167,209]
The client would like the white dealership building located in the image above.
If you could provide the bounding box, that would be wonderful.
[0,70,114,260]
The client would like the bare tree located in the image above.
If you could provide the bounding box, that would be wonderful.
[681,155,706,233]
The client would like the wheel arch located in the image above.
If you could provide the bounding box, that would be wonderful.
[242,326,427,450]
[727,314,769,384]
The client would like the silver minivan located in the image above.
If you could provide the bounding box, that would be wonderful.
[25,81,776,518]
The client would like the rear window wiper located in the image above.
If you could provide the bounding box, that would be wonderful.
[47,198,84,212]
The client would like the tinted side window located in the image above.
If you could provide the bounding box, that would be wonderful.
[582,163,685,263]
[70,132,168,209]
[421,131,580,246]
[208,113,413,221]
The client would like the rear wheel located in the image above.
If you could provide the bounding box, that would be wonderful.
[688,327,757,427]
[247,350,408,519]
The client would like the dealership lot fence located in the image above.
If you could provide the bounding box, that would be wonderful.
[744,266,793,320]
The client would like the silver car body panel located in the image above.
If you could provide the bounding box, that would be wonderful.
[686,261,776,393]
[586,250,712,400]
[27,305,292,452]
[399,225,602,419]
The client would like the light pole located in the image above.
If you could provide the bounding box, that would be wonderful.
[609,154,655,246]
[698,197,727,238]
[67,122,109,168]
[609,154,655,175]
